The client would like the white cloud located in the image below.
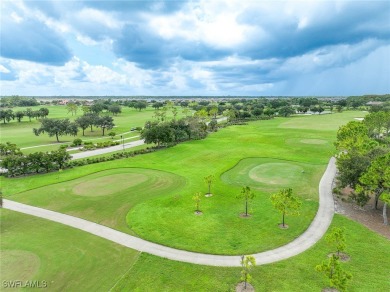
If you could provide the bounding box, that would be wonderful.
[0,64,10,73]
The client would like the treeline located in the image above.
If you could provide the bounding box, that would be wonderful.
[0,108,49,124]
[0,96,40,107]
[0,142,70,177]
[334,110,390,224]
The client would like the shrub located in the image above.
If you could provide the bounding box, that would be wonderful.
[73,138,83,146]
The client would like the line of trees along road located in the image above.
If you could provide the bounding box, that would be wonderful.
[0,145,71,177]
[33,113,115,142]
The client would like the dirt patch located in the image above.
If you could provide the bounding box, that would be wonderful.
[278,223,289,229]
[322,288,338,292]
[205,193,213,197]
[328,252,350,262]
[236,282,255,292]
[239,213,252,218]
[194,211,203,215]
[334,190,390,240]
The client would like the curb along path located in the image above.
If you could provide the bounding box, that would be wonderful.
[3,158,336,267]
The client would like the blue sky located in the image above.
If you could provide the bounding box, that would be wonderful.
[1,0,389,96]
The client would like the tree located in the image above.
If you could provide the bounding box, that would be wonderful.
[326,227,346,256]
[357,153,390,217]
[263,108,275,117]
[270,188,301,227]
[208,107,218,118]
[316,254,352,292]
[278,106,295,117]
[379,193,390,225]
[96,116,115,136]
[193,192,201,213]
[50,149,71,170]
[134,101,148,111]
[90,103,104,114]
[38,107,49,118]
[141,122,175,147]
[33,119,78,142]
[75,115,92,136]
[25,108,34,121]
[0,109,14,124]
[223,109,236,121]
[237,186,255,217]
[15,111,25,122]
[204,175,215,196]
[81,105,90,114]
[240,255,256,290]
[334,121,372,153]
[66,102,78,116]
[108,105,122,116]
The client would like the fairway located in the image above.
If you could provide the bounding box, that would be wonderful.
[2,113,363,255]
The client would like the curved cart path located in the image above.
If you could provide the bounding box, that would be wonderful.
[2,158,336,267]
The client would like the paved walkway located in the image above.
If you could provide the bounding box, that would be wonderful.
[2,159,335,267]
[70,139,145,160]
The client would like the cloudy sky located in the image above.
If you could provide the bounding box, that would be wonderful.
[1,0,389,96]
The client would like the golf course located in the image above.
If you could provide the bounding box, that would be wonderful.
[1,110,389,291]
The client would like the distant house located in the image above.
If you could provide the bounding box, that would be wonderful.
[366,101,383,106]
[58,99,70,105]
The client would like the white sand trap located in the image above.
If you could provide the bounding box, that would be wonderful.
[354,117,364,121]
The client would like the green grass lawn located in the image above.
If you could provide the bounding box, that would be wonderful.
[0,209,140,291]
[1,210,388,291]
[0,105,187,152]
[1,111,365,255]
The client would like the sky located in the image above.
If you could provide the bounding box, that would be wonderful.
[1,0,389,96]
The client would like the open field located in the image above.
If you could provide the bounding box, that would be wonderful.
[2,111,366,255]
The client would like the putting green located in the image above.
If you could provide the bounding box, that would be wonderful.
[221,158,320,194]
[300,139,327,144]
[248,163,304,185]
[73,173,149,196]
[0,250,40,281]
